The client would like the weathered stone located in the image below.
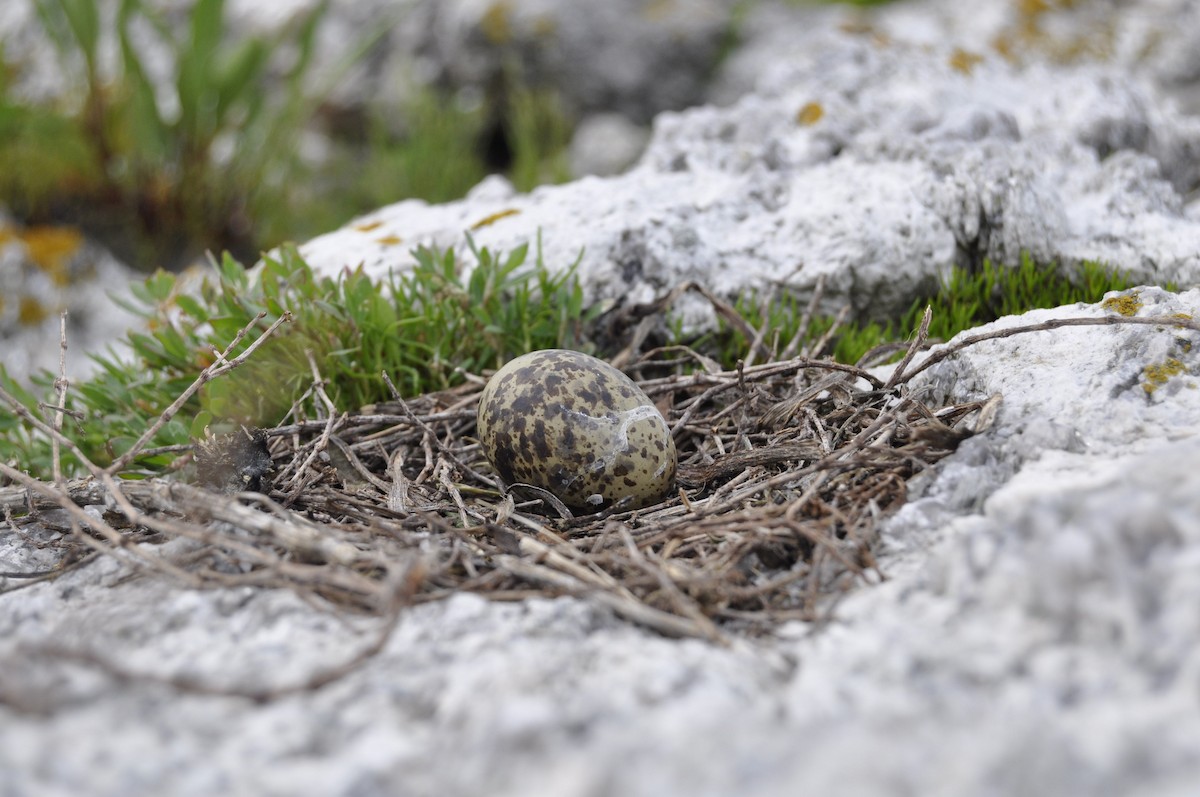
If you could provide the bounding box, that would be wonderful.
[0,221,141,383]
[4,3,1200,796]
[301,31,1200,328]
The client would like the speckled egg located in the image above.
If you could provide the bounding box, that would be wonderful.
[477,349,677,512]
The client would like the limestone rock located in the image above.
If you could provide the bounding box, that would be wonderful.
[0,221,140,384]
[300,32,1200,327]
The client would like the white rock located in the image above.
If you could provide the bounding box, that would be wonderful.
[300,32,1200,328]
[568,113,651,178]
[0,222,141,384]
[4,293,1199,796]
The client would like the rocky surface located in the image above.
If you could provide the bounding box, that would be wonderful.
[715,0,1200,114]
[4,1,1200,795]
[3,287,1199,796]
[300,13,1200,329]
[0,221,141,383]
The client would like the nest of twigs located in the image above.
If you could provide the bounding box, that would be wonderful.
[10,286,1191,669]
[1,293,1005,655]
[244,347,991,642]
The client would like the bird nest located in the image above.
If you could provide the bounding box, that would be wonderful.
[247,348,990,642]
[5,290,1195,701]
[2,288,1007,656]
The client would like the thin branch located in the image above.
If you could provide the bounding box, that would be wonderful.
[884,305,932,390]
[104,310,293,475]
[899,313,1200,384]
[52,311,70,486]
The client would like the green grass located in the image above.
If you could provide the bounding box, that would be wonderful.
[0,245,1158,480]
[703,253,1156,366]
[0,238,595,477]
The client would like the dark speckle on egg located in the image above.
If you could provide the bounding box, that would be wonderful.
[476,349,677,512]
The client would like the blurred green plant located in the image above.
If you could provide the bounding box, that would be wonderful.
[3,0,344,269]
[1,0,574,272]
[0,238,594,477]
[293,84,572,239]
[706,253,1156,366]
[504,84,572,192]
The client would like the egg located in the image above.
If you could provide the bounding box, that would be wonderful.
[477,349,677,512]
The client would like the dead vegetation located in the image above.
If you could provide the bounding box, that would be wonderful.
[2,291,1197,677]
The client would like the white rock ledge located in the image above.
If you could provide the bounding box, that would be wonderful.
[301,34,1200,329]
[3,289,1198,797]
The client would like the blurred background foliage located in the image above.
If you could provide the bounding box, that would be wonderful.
[0,0,573,273]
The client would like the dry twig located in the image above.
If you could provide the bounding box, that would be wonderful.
[6,292,1194,701]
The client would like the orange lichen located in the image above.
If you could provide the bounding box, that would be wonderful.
[481,0,513,44]
[532,14,556,38]
[796,102,824,126]
[642,0,675,22]
[993,0,1110,64]
[18,296,50,326]
[838,18,875,36]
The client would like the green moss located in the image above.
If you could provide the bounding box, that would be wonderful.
[0,238,595,477]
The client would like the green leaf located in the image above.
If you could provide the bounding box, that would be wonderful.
[116,0,169,161]
[176,0,225,146]
[57,0,101,70]
[213,38,269,123]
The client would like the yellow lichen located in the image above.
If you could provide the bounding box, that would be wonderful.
[376,234,404,246]
[642,0,675,22]
[796,102,824,126]
[480,0,513,44]
[354,221,384,232]
[949,48,984,74]
[532,14,556,38]
[992,0,1110,64]
[838,19,876,37]
[18,296,50,326]
[470,208,521,230]
[1142,358,1186,395]
[20,225,83,286]
[1101,291,1142,317]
